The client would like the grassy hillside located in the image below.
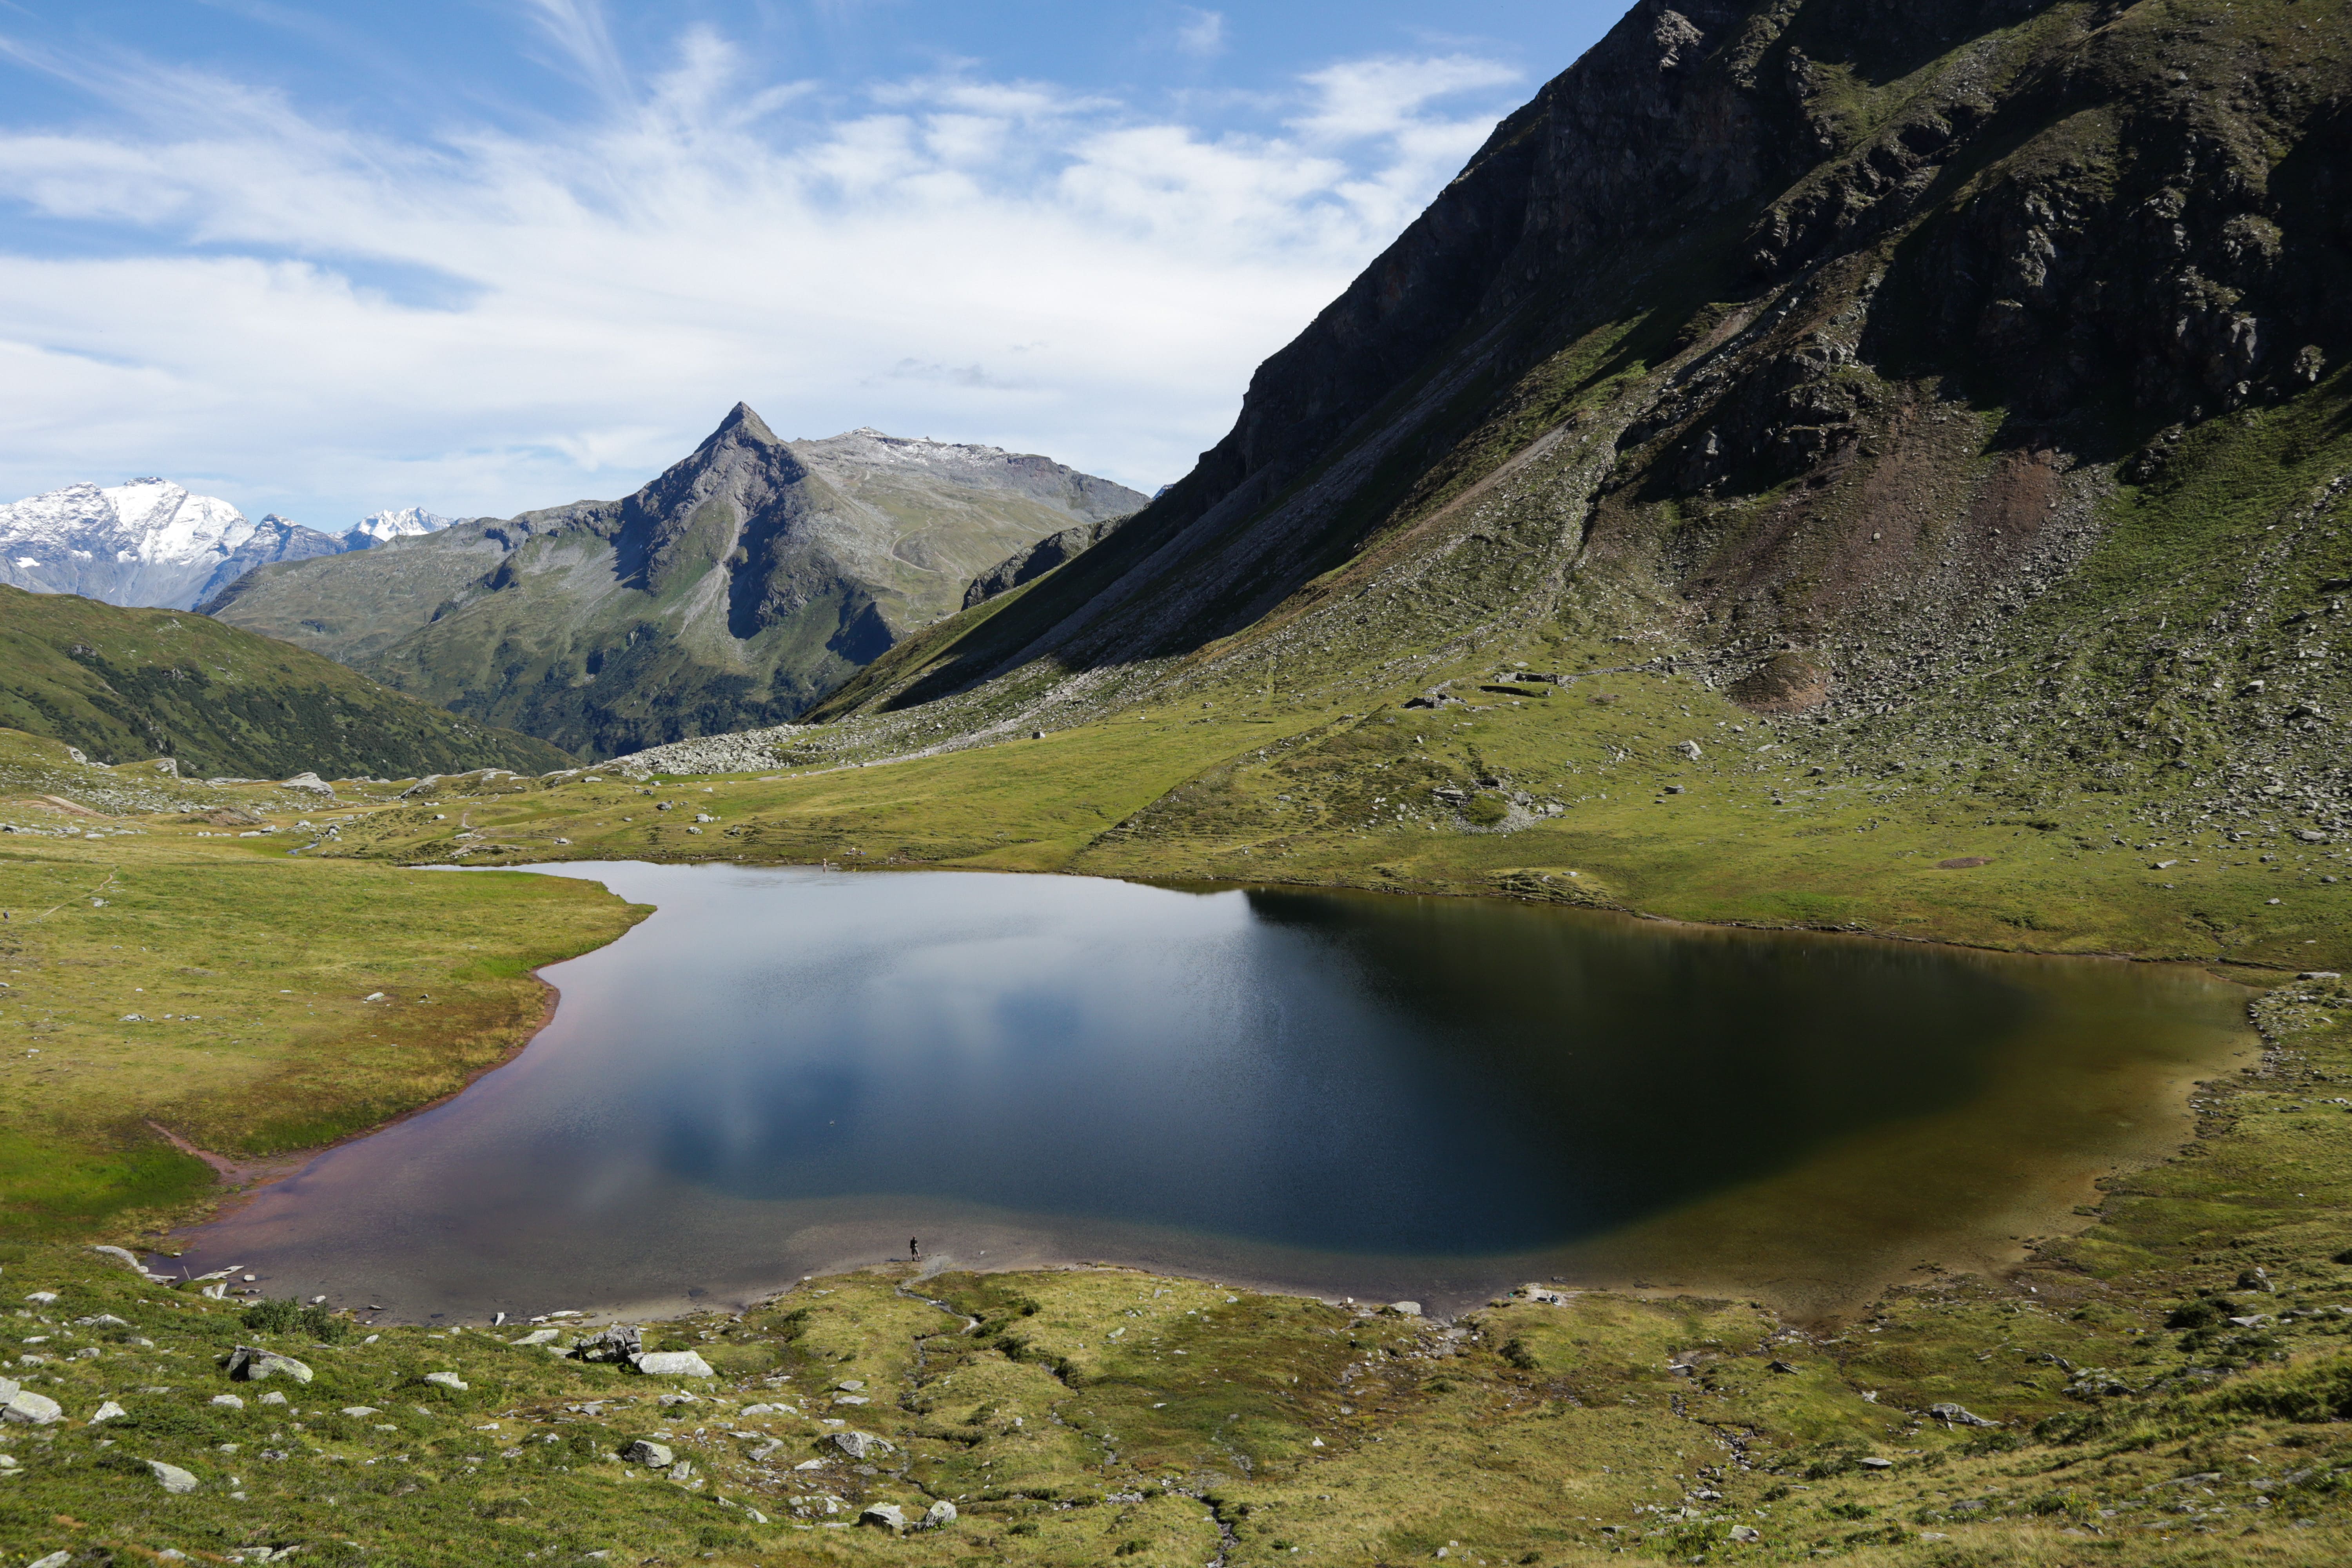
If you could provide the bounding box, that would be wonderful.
[0,586,573,779]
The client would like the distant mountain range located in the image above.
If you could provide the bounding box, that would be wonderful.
[0,480,453,611]
[203,408,1145,760]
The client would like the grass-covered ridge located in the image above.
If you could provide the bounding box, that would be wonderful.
[0,585,573,780]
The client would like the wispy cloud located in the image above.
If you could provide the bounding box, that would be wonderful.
[0,19,1522,523]
[518,0,633,107]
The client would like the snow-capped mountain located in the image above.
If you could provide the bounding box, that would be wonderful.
[348,506,455,547]
[0,482,457,610]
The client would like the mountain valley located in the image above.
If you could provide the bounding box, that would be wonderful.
[16,2,2352,1566]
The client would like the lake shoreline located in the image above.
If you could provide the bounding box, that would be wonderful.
[159,858,2267,1333]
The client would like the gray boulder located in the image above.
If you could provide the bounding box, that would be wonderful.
[621,1439,674,1468]
[1929,1402,1997,1428]
[226,1345,314,1383]
[922,1500,959,1529]
[633,1350,715,1378]
[858,1503,907,1533]
[2,1389,64,1425]
[573,1325,642,1363]
[833,1429,894,1460]
[423,1371,467,1391]
[147,1458,200,1493]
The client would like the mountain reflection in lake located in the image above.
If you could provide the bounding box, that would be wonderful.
[172,864,2248,1320]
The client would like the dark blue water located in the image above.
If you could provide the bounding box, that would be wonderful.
[172,864,2243,1320]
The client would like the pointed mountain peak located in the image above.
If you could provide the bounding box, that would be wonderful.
[712,402,780,446]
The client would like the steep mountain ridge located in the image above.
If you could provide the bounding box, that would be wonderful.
[0,480,455,610]
[963,517,1127,610]
[205,408,1144,760]
[0,585,570,780]
[811,0,2352,846]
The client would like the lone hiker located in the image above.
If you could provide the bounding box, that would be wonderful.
[910,1237,920,1260]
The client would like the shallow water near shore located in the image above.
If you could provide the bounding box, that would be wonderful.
[169,862,2251,1322]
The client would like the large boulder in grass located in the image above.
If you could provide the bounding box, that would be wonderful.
[224,1345,313,1383]
[632,1349,714,1378]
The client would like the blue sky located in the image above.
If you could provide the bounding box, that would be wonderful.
[0,0,1628,525]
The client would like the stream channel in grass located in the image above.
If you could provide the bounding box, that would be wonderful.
[170,862,2251,1322]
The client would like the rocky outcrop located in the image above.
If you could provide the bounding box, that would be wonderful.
[963,518,1127,610]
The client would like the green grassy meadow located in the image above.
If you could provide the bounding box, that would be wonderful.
[5,624,2352,1566]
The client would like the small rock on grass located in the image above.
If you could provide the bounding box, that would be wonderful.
[923,1501,958,1528]
[632,1349,713,1378]
[1929,1402,1997,1427]
[621,1439,674,1468]
[89,1400,125,1424]
[423,1372,467,1391]
[147,1458,200,1493]
[859,1503,907,1532]
[833,1430,893,1459]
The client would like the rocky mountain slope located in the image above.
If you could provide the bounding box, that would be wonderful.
[811,0,2352,851]
[0,585,571,780]
[0,482,454,610]
[203,408,1144,760]
[963,516,1127,609]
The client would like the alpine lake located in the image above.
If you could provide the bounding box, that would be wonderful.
[168,863,2253,1323]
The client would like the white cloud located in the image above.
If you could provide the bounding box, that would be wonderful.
[1177,9,1228,58]
[0,18,1522,526]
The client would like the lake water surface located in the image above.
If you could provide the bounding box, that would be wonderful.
[171,864,2251,1320]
